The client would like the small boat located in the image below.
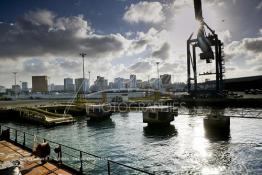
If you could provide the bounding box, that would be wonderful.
[86,104,112,121]
[143,106,178,125]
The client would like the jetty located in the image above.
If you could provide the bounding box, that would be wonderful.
[0,107,75,126]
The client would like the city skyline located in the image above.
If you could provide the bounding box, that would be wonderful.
[0,0,261,88]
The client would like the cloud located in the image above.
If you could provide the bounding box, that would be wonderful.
[224,32,262,73]
[218,30,232,43]
[24,9,56,26]
[152,42,170,60]
[256,1,262,10]
[128,61,153,73]
[0,9,128,60]
[123,1,165,24]
[226,37,262,55]
[23,58,47,74]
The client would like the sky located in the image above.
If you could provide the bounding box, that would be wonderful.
[0,0,261,88]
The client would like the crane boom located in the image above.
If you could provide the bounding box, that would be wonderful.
[194,0,203,21]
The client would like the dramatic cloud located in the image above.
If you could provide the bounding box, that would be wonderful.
[0,10,128,60]
[226,37,262,55]
[224,32,262,76]
[128,61,153,73]
[152,42,170,60]
[123,1,165,24]
[23,58,47,74]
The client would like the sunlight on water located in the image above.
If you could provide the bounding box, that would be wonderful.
[201,166,225,175]
[192,121,210,158]
[1,108,262,174]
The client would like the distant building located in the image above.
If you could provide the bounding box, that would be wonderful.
[129,74,137,88]
[172,82,187,92]
[150,78,161,89]
[32,76,48,93]
[64,78,74,92]
[21,82,28,92]
[94,76,108,91]
[12,85,21,94]
[136,80,143,89]
[108,82,114,89]
[114,77,124,89]
[199,75,262,91]
[141,81,150,89]
[123,79,129,89]
[0,86,6,93]
[160,74,172,91]
[75,78,89,93]
[160,74,171,85]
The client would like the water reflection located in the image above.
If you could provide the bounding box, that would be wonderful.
[143,124,177,138]
[87,118,115,129]
[204,127,230,142]
[203,109,231,142]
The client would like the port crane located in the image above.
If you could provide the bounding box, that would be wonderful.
[187,0,225,95]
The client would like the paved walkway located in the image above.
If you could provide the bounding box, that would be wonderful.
[0,140,73,175]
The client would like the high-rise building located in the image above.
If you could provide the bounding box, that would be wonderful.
[12,85,21,94]
[21,82,28,92]
[136,80,142,89]
[114,77,124,89]
[108,82,114,89]
[75,78,89,93]
[0,86,6,93]
[129,74,137,88]
[64,78,74,92]
[160,74,171,85]
[94,76,108,91]
[124,79,129,88]
[150,78,161,90]
[32,76,48,93]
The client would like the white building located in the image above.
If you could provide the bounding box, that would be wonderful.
[129,74,137,88]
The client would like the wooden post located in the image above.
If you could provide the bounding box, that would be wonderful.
[80,151,83,173]
[23,132,25,146]
[15,130,17,142]
[107,160,111,175]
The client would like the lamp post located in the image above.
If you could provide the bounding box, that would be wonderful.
[12,72,17,98]
[80,53,87,95]
[156,62,160,90]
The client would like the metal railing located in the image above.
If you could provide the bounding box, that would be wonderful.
[0,125,154,175]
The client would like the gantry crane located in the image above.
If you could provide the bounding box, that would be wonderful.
[187,0,225,95]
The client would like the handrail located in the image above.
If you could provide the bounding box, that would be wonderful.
[0,124,154,175]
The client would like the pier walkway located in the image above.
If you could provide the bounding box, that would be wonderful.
[0,140,73,175]
[2,107,75,126]
[0,125,154,175]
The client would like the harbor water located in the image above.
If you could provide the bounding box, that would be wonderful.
[1,107,262,174]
